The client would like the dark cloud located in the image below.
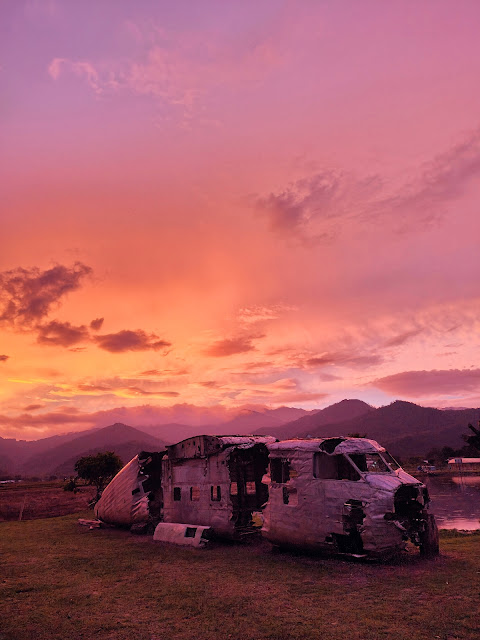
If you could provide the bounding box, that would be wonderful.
[124,387,179,397]
[23,404,44,411]
[305,351,383,369]
[205,334,264,357]
[90,317,104,331]
[0,354,9,362]
[372,368,480,397]
[255,171,342,240]
[199,381,217,388]
[139,368,189,377]
[36,320,90,347]
[384,329,423,347]
[94,329,171,353]
[0,262,92,328]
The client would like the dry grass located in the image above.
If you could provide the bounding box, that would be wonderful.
[0,481,96,521]
[1,513,480,640]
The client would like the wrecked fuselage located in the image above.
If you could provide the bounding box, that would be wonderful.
[162,435,275,538]
[95,435,275,539]
[94,435,439,558]
[262,438,439,558]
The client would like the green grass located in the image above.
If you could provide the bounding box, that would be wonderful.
[1,514,480,640]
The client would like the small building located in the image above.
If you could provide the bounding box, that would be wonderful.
[447,458,480,472]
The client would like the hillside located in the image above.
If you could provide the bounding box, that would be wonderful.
[292,401,479,457]
[256,399,373,440]
[140,407,312,442]
[22,423,165,476]
[0,428,102,474]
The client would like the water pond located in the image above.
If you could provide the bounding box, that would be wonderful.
[422,474,480,530]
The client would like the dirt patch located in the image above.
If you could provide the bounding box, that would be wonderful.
[0,483,97,521]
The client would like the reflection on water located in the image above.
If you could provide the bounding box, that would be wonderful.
[423,474,480,530]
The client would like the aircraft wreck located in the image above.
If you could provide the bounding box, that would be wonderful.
[94,435,439,558]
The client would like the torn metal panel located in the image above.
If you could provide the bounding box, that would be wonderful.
[262,437,438,558]
[153,522,211,547]
[94,450,165,526]
[162,435,275,538]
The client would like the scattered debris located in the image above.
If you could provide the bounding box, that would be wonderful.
[153,523,212,547]
[77,518,102,529]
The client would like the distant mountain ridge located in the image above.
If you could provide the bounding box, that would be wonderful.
[2,400,479,476]
[254,399,374,440]
[267,400,480,457]
[19,423,165,477]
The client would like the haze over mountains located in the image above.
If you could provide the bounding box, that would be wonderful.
[1,399,478,477]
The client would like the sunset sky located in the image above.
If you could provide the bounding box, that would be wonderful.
[2,1,480,440]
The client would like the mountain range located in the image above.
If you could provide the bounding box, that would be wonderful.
[1,399,478,477]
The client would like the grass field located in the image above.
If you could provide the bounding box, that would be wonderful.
[0,481,96,521]
[1,513,480,640]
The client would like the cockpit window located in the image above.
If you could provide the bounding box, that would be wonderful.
[382,451,401,470]
[349,453,391,473]
[313,453,360,481]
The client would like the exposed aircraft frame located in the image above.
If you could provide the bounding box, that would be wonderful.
[94,435,439,559]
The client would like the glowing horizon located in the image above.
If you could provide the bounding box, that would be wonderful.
[2,1,480,440]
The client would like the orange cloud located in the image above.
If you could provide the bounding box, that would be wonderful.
[37,320,90,347]
[205,334,264,357]
[94,330,171,353]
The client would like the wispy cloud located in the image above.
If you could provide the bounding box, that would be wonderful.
[48,58,102,93]
[0,354,9,362]
[254,171,380,245]
[305,351,384,369]
[94,329,171,353]
[254,128,480,244]
[372,368,480,397]
[23,404,44,411]
[237,304,296,325]
[383,328,424,348]
[47,18,286,120]
[205,333,264,357]
[374,128,480,233]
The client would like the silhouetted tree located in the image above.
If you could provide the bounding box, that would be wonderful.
[464,420,480,453]
[74,451,123,501]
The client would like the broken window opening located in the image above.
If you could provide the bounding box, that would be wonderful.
[185,527,197,538]
[313,453,360,481]
[246,481,256,495]
[190,486,200,501]
[382,451,401,471]
[349,453,390,474]
[173,487,182,501]
[228,444,270,533]
[270,458,291,483]
[283,487,298,505]
[211,485,221,501]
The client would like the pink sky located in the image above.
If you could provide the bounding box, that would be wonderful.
[2,0,480,439]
